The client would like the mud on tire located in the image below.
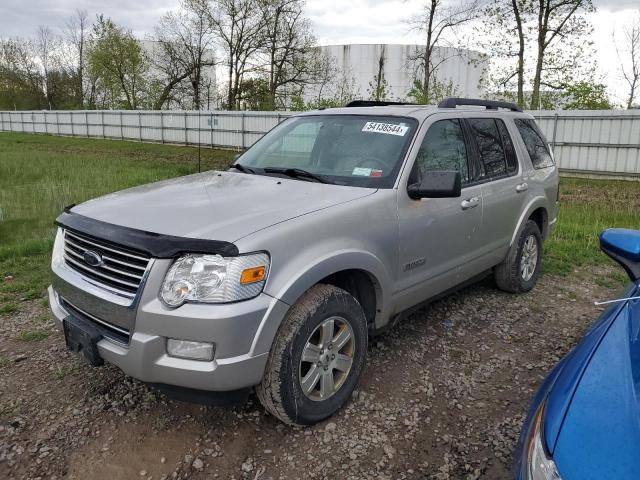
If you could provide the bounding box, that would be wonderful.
[256,284,368,425]
[494,219,543,293]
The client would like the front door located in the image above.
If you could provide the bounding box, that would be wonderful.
[396,117,483,311]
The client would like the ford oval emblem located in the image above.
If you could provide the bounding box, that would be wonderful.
[82,250,103,267]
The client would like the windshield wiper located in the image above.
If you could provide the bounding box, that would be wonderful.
[230,163,255,174]
[263,167,330,184]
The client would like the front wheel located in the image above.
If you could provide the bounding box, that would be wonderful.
[256,284,368,425]
[494,220,543,293]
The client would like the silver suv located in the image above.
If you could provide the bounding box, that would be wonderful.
[49,98,559,425]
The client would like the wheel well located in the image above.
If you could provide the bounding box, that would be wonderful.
[529,207,548,239]
[319,270,379,327]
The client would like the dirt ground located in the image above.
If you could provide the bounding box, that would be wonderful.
[0,266,623,480]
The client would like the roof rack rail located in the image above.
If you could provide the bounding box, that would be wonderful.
[438,97,522,112]
[345,100,416,107]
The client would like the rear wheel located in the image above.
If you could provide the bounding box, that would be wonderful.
[256,284,367,425]
[494,220,543,293]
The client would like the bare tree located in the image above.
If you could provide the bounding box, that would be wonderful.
[63,9,89,107]
[153,0,217,109]
[616,11,640,109]
[259,0,317,109]
[34,26,60,108]
[209,0,265,110]
[406,0,479,104]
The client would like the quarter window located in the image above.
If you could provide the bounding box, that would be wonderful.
[413,119,470,184]
[496,120,518,174]
[515,119,554,169]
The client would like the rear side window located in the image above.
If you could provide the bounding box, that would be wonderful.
[468,118,515,179]
[515,119,554,169]
[413,119,469,184]
[496,120,518,174]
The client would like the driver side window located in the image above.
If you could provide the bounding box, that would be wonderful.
[412,119,469,184]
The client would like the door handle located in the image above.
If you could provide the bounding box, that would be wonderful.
[516,182,528,193]
[461,196,479,210]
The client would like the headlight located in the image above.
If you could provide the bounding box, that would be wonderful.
[524,401,562,480]
[160,253,269,307]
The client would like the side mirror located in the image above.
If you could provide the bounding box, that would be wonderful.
[408,171,461,200]
[600,228,640,282]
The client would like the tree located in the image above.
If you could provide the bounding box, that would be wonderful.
[0,38,46,109]
[209,0,265,110]
[407,78,457,104]
[529,0,595,110]
[153,0,217,109]
[367,48,389,101]
[615,11,640,109]
[63,9,89,107]
[259,0,317,109]
[561,80,613,109]
[406,0,479,104]
[87,15,148,109]
[481,0,594,110]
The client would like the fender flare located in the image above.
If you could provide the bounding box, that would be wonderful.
[509,196,548,247]
[249,249,392,356]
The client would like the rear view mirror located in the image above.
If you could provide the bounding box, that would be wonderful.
[408,171,461,199]
[600,228,640,282]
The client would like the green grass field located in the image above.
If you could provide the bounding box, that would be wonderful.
[1,132,639,316]
[0,132,235,312]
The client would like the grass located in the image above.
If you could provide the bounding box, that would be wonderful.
[0,132,236,313]
[16,329,50,342]
[544,177,640,276]
[0,131,638,315]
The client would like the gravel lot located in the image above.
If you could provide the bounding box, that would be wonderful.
[0,265,622,480]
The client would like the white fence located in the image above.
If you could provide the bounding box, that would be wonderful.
[1,109,639,176]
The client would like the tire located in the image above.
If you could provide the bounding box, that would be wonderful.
[256,284,368,426]
[494,220,543,293]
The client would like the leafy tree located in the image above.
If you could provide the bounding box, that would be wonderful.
[87,15,148,109]
[561,81,613,110]
[407,78,457,104]
[481,0,595,109]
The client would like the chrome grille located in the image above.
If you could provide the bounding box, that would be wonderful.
[62,229,151,298]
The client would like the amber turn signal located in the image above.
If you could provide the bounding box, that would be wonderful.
[240,266,266,284]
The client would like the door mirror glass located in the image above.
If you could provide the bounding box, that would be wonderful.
[600,228,640,281]
[408,171,461,199]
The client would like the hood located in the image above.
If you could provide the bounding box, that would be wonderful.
[71,171,375,242]
[550,291,640,478]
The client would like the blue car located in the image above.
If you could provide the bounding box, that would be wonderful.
[515,228,640,480]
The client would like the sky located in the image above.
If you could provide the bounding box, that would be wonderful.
[0,0,638,104]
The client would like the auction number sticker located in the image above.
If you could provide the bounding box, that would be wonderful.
[362,122,408,136]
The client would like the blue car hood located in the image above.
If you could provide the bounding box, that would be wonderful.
[551,295,640,478]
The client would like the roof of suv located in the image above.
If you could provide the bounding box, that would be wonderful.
[296,98,534,121]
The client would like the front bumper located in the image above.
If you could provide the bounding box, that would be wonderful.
[49,284,289,392]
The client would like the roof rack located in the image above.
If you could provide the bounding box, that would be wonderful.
[438,97,522,112]
[345,100,416,108]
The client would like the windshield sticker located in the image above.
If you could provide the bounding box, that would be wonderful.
[352,167,372,176]
[362,122,409,136]
[370,169,383,177]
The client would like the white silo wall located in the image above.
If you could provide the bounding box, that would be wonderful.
[305,44,487,103]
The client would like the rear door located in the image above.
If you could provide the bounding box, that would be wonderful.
[464,116,529,265]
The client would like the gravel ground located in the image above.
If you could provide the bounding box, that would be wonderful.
[0,266,622,480]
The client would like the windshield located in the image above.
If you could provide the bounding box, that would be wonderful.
[236,115,419,188]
